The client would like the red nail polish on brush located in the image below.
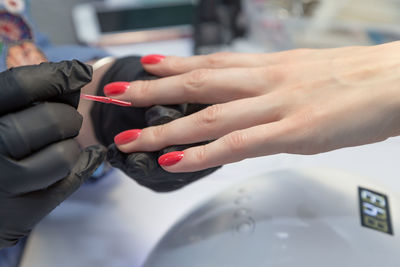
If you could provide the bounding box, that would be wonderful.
[114,129,142,145]
[158,151,184,166]
[141,54,166,65]
[80,94,132,107]
[104,81,130,96]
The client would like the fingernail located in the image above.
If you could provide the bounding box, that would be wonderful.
[141,54,166,65]
[104,81,130,96]
[114,129,142,145]
[158,151,184,166]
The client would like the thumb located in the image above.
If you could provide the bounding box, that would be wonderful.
[72,145,107,182]
[0,60,92,114]
[0,145,107,244]
[44,145,106,202]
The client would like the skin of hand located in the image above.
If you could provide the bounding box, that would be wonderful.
[104,41,400,173]
[77,58,115,147]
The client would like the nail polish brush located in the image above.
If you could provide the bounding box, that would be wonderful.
[80,94,132,107]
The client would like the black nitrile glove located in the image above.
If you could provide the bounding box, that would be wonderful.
[0,61,106,249]
[91,56,220,192]
[106,104,220,192]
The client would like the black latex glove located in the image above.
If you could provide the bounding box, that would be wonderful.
[0,61,106,249]
[107,105,220,192]
[91,56,220,192]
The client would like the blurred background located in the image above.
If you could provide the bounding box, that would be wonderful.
[32,0,400,52]
[31,0,96,44]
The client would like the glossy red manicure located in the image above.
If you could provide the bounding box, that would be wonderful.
[158,151,184,167]
[114,129,142,145]
[141,54,166,65]
[104,81,130,96]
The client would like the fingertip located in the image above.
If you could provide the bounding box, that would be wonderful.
[103,81,131,96]
[114,145,130,154]
[141,54,166,65]
[142,55,190,77]
[114,129,142,146]
[71,60,93,82]
[76,144,107,179]
[158,149,208,173]
[158,151,184,167]
[159,164,187,173]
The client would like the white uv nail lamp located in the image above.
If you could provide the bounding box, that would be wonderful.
[143,168,400,267]
[20,139,400,267]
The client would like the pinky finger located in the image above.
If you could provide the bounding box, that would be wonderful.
[158,121,292,173]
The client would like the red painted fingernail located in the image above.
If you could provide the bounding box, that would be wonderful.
[104,81,130,96]
[141,54,166,65]
[114,129,141,145]
[158,151,184,166]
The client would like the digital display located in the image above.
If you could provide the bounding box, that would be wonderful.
[358,187,393,235]
[97,4,195,33]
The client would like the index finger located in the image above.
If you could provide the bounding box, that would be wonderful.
[0,139,81,194]
[141,52,272,77]
[105,67,272,106]
[140,49,323,77]
[0,60,92,115]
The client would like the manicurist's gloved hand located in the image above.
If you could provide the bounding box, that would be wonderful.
[106,104,220,192]
[0,61,106,249]
[91,56,220,192]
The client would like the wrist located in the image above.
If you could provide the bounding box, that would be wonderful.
[77,58,115,147]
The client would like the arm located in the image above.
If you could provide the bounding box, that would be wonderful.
[77,58,115,147]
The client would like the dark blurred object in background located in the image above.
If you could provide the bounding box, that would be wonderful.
[194,0,246,55]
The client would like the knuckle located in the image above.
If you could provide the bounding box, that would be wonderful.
[224,131,248,154]
[296,108,318,128]
[243,67,260,82]
[133,80,153,105]
[258,66,286,85]
[193,145,207,163]
[166,56,186,73]
[149,124,168,143]
[284,113,318,154]
[183,69,210,94]
[269,66,287,84]
[196,104,222,127]
[205,52,231,67]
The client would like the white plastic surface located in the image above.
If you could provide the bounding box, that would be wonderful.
[20,135,400,267]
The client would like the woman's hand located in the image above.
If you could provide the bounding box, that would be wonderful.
[105,42,400,173]
[90,56,221,191]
